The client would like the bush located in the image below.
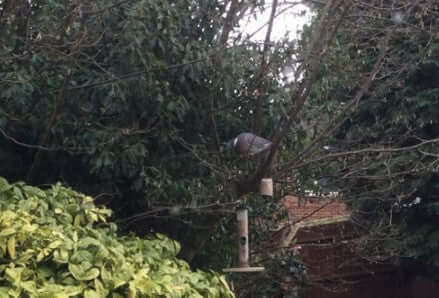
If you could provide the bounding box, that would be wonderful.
[0,178,234,297]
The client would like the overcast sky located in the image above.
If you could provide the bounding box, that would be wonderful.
[241,2,313,42]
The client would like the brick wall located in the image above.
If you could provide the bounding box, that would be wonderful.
[282,195,349,222]
[279,195,439,298]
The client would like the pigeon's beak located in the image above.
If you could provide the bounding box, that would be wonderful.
[222,140,234,151]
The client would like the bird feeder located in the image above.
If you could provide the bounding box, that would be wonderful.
[260,178,273,197]
[223,209,265,273]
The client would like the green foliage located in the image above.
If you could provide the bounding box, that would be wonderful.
[0,0,285,208]
[0,0,299,278]
[0,177,234,297]
[305,1,439,275]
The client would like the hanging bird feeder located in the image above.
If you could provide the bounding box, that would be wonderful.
[223,209,265,273]
[260,178,273,197]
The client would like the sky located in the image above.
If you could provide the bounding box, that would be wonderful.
[235,2,313,84]
[240,2,313,42]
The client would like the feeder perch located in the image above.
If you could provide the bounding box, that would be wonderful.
[260,178,273,197]
[223,209,265,273]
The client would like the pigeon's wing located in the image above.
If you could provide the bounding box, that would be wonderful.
[251,137,272,155]
[239,133,272,155]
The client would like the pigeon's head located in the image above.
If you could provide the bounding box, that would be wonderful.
[222,137,238,151]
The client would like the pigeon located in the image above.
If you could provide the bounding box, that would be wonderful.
[223,132,272,156]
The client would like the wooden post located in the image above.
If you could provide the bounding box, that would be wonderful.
[237,209,249,267]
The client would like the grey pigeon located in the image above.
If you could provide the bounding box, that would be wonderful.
[224,132,272,156]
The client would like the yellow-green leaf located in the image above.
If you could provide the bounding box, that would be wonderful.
[68,263,100,281]
[0,228,16,237]
[48,240,63,249]
[8,236,16,259]
[84,289,102,298]
[74,214,82,226]
[5,267,23,283]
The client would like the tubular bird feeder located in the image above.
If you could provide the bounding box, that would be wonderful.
[223,209,265,273]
